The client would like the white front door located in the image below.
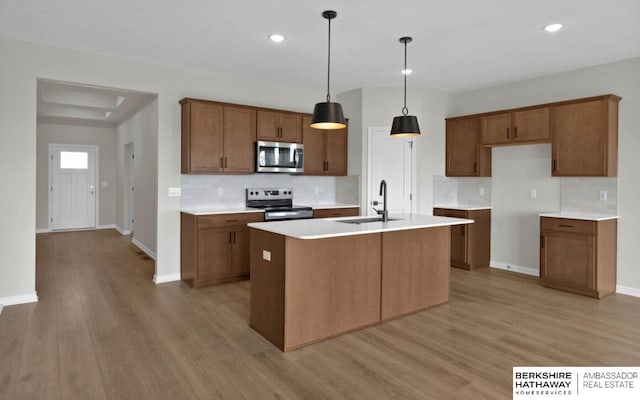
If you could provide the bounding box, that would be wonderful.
[50,144,97,230]
[368,127,415,215]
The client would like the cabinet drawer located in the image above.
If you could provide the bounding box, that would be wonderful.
[197,213,264,229]
[314,207,359,218]
[433,208,468,219]
[540,217,595,235]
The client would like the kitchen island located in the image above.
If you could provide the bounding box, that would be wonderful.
[248,214,473,351]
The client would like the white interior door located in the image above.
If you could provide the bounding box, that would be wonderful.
[368,127,415,216]
[50,144,97,230]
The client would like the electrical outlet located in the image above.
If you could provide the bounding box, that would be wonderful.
[314,186,320,194]
[262,250,271,261]
[168,187,181,197]
[599,190,608,201]
[479,187,485,196]
[218,187,223,196]
[530,189,537,199]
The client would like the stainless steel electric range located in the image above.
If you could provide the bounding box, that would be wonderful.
[246,188,313,221]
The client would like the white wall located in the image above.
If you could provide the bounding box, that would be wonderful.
[451,58,640,292]
[116,98,158,257]
[0,36,322,301]
[36,122,117,230]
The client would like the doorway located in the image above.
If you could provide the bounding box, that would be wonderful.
[367,127,416,215]
[49,144,98,230]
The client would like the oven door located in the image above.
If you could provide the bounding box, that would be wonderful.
[256,141,304,173]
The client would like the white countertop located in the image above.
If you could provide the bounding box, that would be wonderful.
[433,204,493,211]
[248,213,473,240]
[181,207,264,216]
[539,212,619,221]
[182,203,359,216]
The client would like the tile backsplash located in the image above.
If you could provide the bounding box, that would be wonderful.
[560,177,617,215]
[181,174,359,210]
[433,176,492,207]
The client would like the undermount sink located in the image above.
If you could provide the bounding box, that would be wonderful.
[337,217,402,224]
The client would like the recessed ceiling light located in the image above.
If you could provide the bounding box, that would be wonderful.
[544,23,563,33]
[269,34,285,43]
[401,69,413,75]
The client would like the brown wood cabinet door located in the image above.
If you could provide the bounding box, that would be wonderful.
[481,113,512,145]
[302,116,326,174]
[446,118,489,176]
[231,227,251,274]
[325,126,348,176]
[513,107,550,143]
[540,231,595,291]
[187,101,224,172]
[222,106,256,173]
[197,227,231,280]
[279,113,302,143]
[552,100,608,176]
[256,111,280,141]
[450,224,468,268]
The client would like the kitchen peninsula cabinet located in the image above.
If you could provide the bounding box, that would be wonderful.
[539,215,617,298]
[302,115,348,176]
[433,207,491,270]
[180,99,256,174]
[313,207,359,218]
[181,211,263,288]
[551,95,620,177]
[257,110,302,143]
[481,107,550,146]
[445,117,491,177]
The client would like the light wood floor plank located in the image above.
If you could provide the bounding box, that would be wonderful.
[0,229,639,400]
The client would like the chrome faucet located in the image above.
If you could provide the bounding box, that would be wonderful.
[377,180,389,222]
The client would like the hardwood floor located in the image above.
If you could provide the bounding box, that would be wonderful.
[1,229,640,399]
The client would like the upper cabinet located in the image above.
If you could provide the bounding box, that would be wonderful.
[181,99,256,174]
[448,94,620,177]
[302,115,348,176]
[481,108,550,146]
[257,111,302,143]
[551,95,620,177]
[446,117,491,177]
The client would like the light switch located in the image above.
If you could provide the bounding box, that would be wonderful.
[262,250,271,261]
[600,190,608,201]
[479,187,485,196]
[530,189,537,199]
[168,187,181,197]
[218,187,224,196]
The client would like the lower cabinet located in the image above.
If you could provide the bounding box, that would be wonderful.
[313,207,359,218]
[181,212,263,288]
[433,208,491,270]
[540,217,617,298]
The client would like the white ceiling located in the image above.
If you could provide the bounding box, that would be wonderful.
[37,80,155,126]
[3,0,640,93]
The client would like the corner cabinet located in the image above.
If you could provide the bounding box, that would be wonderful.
[257,110,302,143]
[181,212,264,288]
[180,99,256,174]
[433,208,491,270]
[551,95,620,177]
[445,117,491,177]
[302,115,348,176]
[540,217,617,298]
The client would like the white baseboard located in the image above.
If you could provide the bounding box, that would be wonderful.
[114,225,132,235]
[36,228,49,233]
[36,225,117,234]
[153,273,181,284]
[132,238,156,260]
[0,292,38,309]
[616,285,640,298]
[490,260,539,277]
[96,224,116,230]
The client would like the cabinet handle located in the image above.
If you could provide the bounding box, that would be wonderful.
[553,159,557,172]
[506,127,510,139]
[540,236,544,248]
[558,224,574,228]
[514,126,518,139]
[224,157,228,168]
[220,157,224,168]
[473,161,478,173]
[229,232,233,244]
[232,231,236,244]
[325,161,329,171]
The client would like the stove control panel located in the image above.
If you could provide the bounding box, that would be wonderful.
[246,188,293,201]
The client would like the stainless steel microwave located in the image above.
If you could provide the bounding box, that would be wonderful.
[256,141,304,173]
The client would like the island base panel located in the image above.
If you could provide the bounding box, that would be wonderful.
[284,234,382,350]
[381,227,451,320]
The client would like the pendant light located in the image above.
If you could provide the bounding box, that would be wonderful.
[310,10,346,130]
[390,37,420,136]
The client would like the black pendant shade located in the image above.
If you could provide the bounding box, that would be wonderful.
[311,10,346,130]
[391,115,420,137]
[390,36,421,137]
[311,101,346,130]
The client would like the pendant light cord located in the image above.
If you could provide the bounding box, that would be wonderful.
[402,40,408,116]
[326,16,332,102]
